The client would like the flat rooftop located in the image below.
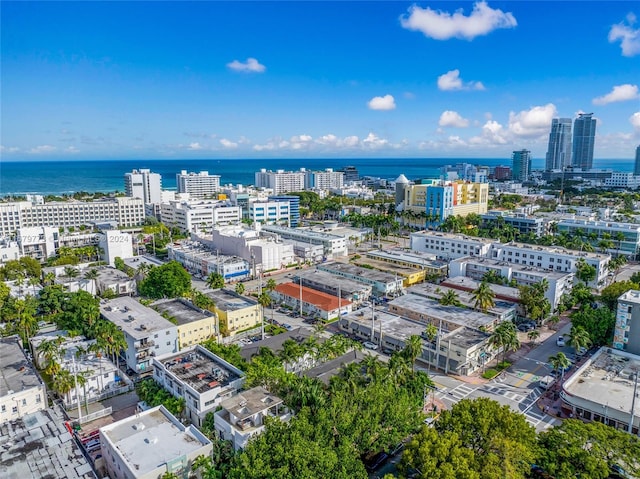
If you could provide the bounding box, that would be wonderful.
[0,405,95,479]
[94,267,131,283]
[206,289,258,311]
[408,282,516,315]
[365,249,441,265]
[557,219,640,231]
[0,337,43,397]
[293,270,372,294]
[618,289,640,305]
[219,386,282,419]
[263,225,343,241]
[442,276,521,301]
[159,347,241,394]
[387,293,496,330]
[303,350,368,385]
[501,241,609,260]
[275,283,352,311]
[100,406,209,477]
[123,255,165,270]
[240,328,314,361]
[152,299,211,325]
[564,348,640,418]
[451,256,571,279]
[411,231,494,244]
[100,297,175,339]
[319,262,399,283]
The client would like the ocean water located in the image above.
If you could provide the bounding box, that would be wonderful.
[0,157,634,196]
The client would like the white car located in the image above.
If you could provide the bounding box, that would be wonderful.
[363,341,379,350]
[556,336,565,347]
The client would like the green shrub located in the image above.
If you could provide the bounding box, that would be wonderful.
[482,369,499,379]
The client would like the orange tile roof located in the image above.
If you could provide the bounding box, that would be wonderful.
[274,282,352,312]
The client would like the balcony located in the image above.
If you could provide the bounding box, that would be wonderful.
[135,340,155,350]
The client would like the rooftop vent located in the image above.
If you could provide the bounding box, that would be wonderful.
[145,436,158,444]
[133,422,145,431]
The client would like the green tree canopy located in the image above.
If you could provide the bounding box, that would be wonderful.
[600,280,640,310]
[138,261,192,299]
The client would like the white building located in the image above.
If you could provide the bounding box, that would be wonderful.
[254,169,305,194]
[410,231,494,260]
[176,170,221,198]
[152,345,245,427]
[305,168,344,190]
[317,262,404,298]
[556,218,640,257]
[0,198,146,237]
[17,226,58,261]
[261,225,348,259]
[100,405,212,479]
[0,336,47,423]
[214,386,290,450]
[95,267,137,297]
[248,200,291,225]
[160,199,241,233]
[604,172,640,189]
[449,257,574,310]
[614,289,640,355]
[124,168,162,204]
[100,297,178,375]
[99,230,134,266]
[0,237,20,264]
[168,241,250,281]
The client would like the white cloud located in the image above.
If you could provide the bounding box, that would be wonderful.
[593,84,639,105]
[608,13,640,57]
[28,145,56,154]
[439,110,470,128]
[469,120,508,145]
[252,132,402,152]
[226,57,266,73]
[437,70,485,91]
[0,145,20,153]
[400,1,517,41]
[219,139,238,149]
[631,112,640,131]
[508,103,557,138]
[187,142,203,150]
[65,146,80,154]
[367,94,396,110]
[362,132,390,149]
[403,91,416,100]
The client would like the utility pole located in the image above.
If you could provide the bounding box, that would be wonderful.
[371,301,375,342]
[629,372,639,434]
[259,272,264,341]
[72,354,81,421]
[299,276,303,317]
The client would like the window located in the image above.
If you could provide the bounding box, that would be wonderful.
[166,331,170,335]
[1,405,5,412]
[22,399,27,406]
[36,395,41,403]
[166,341,171,346]
[12,406,17,413]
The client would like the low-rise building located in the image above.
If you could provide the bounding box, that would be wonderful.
[292,269,373,304]
[271,282,353,321]
[100,405,212,479]
[338,311,495,375]
[95,267,137,297]
[614,289,640,354]
[0,336,47,423]
[214,386,290,450]
[152,298,218,349]
[261,225,348,259]
[480,211,547,237]
[248,200,291,226]
[152,346,245,426]
[561,347,640,434]
[205,289,262,337]
[160,199,241,234]
[410,231,493,260]
[239,328,317,373]
[303,350,368,384]
[1,404,96,478]
[317,262,404,298]
[556,218,640,258]
[449,256,574,310]
[100,297,178,375]
[387,293,499,332]
[98,230,134,266]
[168,241,250,282]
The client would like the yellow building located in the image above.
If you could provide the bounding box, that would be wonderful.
[206,289,262,336]
[153,298,218,349]
[402,180,488,222]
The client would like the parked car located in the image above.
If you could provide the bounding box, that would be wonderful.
[518,323,535,332]
[283,323,293,331]
[556,336,565,347]
[363,341,379,350]
[363,452,389,473]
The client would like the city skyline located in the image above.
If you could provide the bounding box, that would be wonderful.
[2,1,640,161]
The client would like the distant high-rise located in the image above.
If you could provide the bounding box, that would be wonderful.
[545,118,572,171]
[176,170,221,199]
[635,145,640,176]
[124,169,162,204]
[511,149,531,181]
[572,113,597,170]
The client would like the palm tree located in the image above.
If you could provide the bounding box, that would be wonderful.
[235,282,245,295]
[37,337,65,376]
[63,266,79,279]
[527,329,540,345]
[471,281,496,313]
[403,334,423,374]
[51,369,76,397]
[205,272,224,289]
[265,278,277,292]
[43,271,56,286]
[489,321,520,364]
[567,325,591,355]
[438,290,463,307]
[548,352,571,380]
[423,323,438,372]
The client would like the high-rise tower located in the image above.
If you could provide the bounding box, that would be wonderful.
[511,149,531,181]
[545,118,572,171]
[124,169,162,204]
[635,145,640,176]
[572,113,597,170]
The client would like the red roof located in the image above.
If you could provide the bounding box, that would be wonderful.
[275,282,352,312]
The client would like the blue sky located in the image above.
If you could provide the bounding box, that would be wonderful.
[2,1,639,160]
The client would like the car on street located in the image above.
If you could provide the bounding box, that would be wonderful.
[282,323,293,331]
[363,341,379,350]
[556,336,565,347]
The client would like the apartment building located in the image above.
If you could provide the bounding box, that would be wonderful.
[480,211,547,236]
[261,225,348,259]
[292,269,373,304]
[205,289,262,337]
[152,298,218,349]
[254,169,305,194]
[100,405,212,479]
[556,218,640,257]
[248,200,291,225]
[100,297,178,375]
[604,172,640,189]
[160,199,241,233]
[304,168,344,190]
[364,249,449,281]
[449,256,574,309]
[410,231,493,260]
[152,346,245,426]
[176,170,221,198]
[271,282,353,321]
[99,230,134,266]
[167,241,250,282]
[0,197,145,237]
[0,336,47,423]
[317,262,404,298]
[614,290,640,354]
[124,168,162,205]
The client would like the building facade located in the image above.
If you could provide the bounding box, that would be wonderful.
[511,149,531,181]
[317,262,405,297]
[545,118,572,171]
[248,200,291,225]
[268,195,300,227]
[124,168,162,204]
[176,170,221,198]
[410,231,493,260]
[206,289,262,337]
[304,168,344,190]
[168,242,250,282]
[152,299,218,349]
[271,282,353,321]
[635,145,640,176]
[555,219,640,257]
[254,169,305,194]
[261,225,348,259]
[160,199,242,233]
[572,113,597,170]
[614,289,640,354]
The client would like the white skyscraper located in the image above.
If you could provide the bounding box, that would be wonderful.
[176,170,221,198]
[124,168,162,204]
[545,118,572,171]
